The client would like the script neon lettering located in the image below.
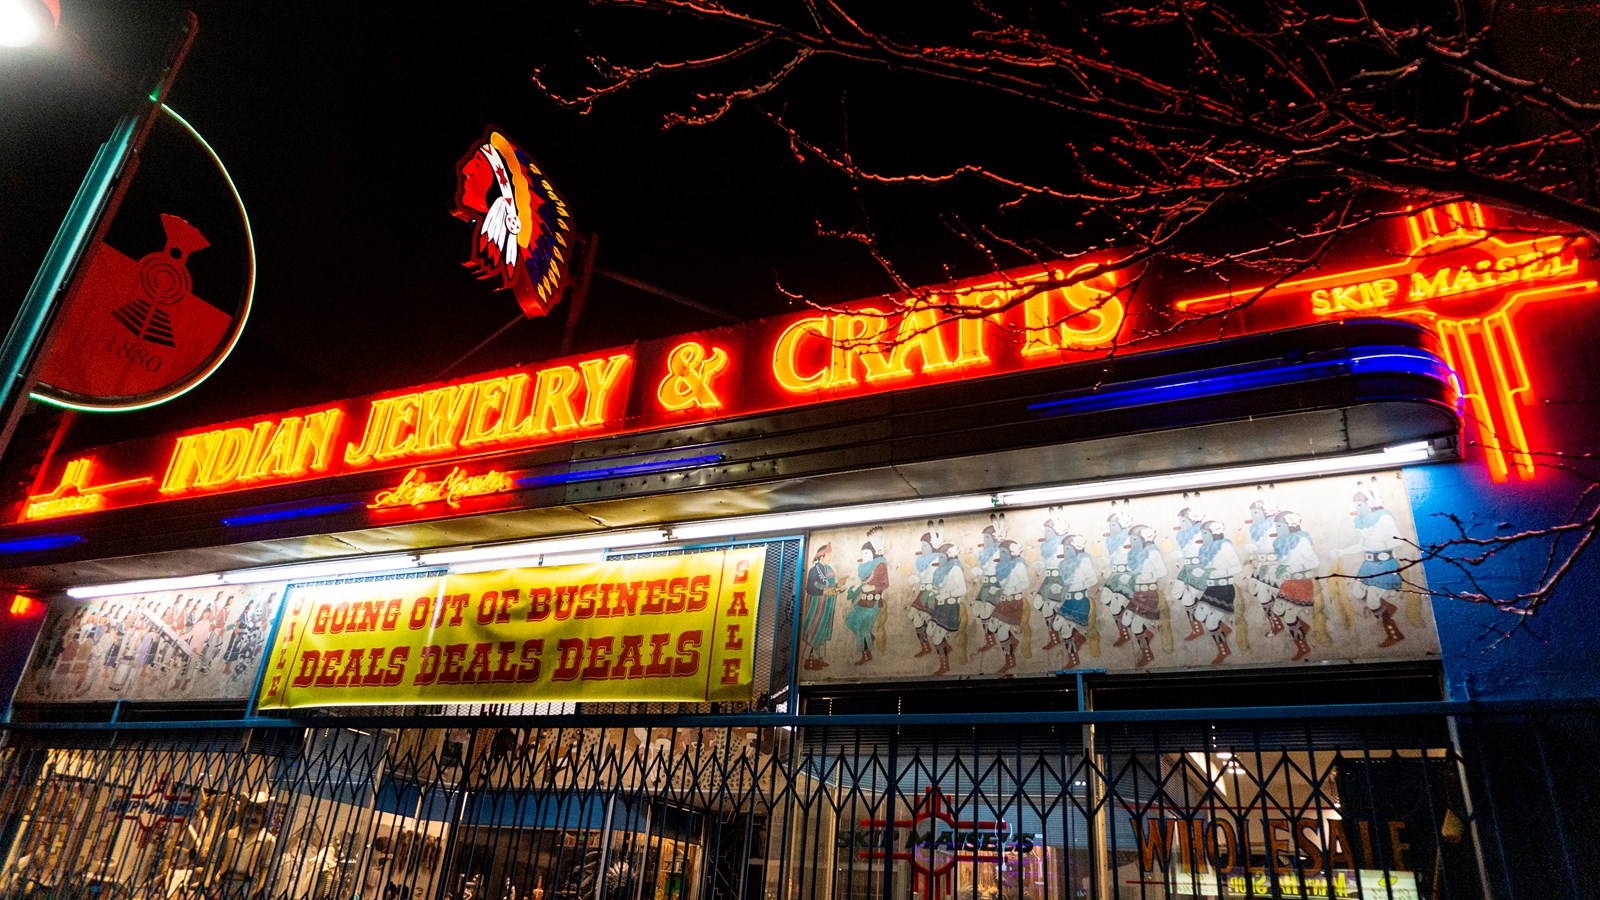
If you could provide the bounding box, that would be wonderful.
[368,467,516,510]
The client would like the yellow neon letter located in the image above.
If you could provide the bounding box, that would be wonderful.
[579,353,633,425]
[531,366,582,434]
[772,316,830,393]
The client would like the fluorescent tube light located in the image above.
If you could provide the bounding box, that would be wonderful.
[418,529,669,566]
[68,573,225,600]
[447,550,607,575]
[64,442,1439,599]
[996,444,1433,507]
[219,554,423,585]
[669,494,996,542]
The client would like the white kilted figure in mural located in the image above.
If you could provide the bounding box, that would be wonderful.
[929,542,967,675]
[1125,524,1168,668]
[991,537,1031,674]
[1174,514,1207,636]
[1246,496,1284,636]
[1099,506,1136,649]
[908,524,942,659]
[1171,504,1207,639]
[909,520,964,675]
[971,517,1003,645]
[1182,521,1242,665]
[1033,509,1071,650]
[1337,482,1407,648]
[1056,533,1097,668]
[1271,511,1319,661]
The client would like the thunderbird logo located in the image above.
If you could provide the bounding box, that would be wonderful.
[851,787,1032,900]
[37,213,232,405]
[453,129,574,318]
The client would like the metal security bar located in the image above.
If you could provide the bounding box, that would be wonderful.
[0,705,1593,900]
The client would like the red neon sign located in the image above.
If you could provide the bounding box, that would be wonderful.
[657,341,729,411]
[856,787,1019,900]
[19,216,1589,526]
[1177,203,1594,481]
[24,458,153,521]
[368,467,517,511]
[453,129,575,319]
[23,263,1136,521]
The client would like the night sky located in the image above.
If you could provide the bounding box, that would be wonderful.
[2,1,946,450]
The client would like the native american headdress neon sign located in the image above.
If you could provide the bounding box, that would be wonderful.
[453,130,574,318]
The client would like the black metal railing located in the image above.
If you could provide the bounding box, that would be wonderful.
[0,702,1593,900]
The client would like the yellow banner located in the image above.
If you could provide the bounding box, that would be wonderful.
[256,547,764,709]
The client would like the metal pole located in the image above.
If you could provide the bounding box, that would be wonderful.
[0,11,197,460]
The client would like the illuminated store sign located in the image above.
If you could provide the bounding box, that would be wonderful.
[852,787,1032,900]
[256,547,763,709]
[21,264,1129,521]
[368,467,517,511]
[1177,203,1596,481]
[1134,810,1422,900]
[17,207,1594,522]
[24,458,151,521]
[452,129,575,319]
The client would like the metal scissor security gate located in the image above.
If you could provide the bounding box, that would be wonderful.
[0,709,1593,900]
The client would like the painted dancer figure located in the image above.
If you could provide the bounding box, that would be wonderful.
[1099,505,1136,648]
[799,544,839,670]
[927,541,967,675]
[1056,533,1097,668]
[1338,483,1407,648]
[1185,521,1242,665]
[1174,522,1207,628]
[1172,505,1208,641]
[971,516,1004,650]
[1033,509,1070,650]
[991,538,1030,674]
[1125,524,1168,668]
[908,524,943,660]
[1271,512,1319,661]
[1245,497,1285,636]
[844,528,889,665]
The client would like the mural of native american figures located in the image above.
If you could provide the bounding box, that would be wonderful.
[798,470,1440,683]
[1337,481,1409,648]
[1269,510,1320,661]
[907,521,965,675]
[16,583,285,704]
[1033,508,1093,667]
[1099,504,1137,651]
[799,543,840,671]
[843,527,889,665]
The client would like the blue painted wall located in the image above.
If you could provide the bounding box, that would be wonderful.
[1409,300,1600,701]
